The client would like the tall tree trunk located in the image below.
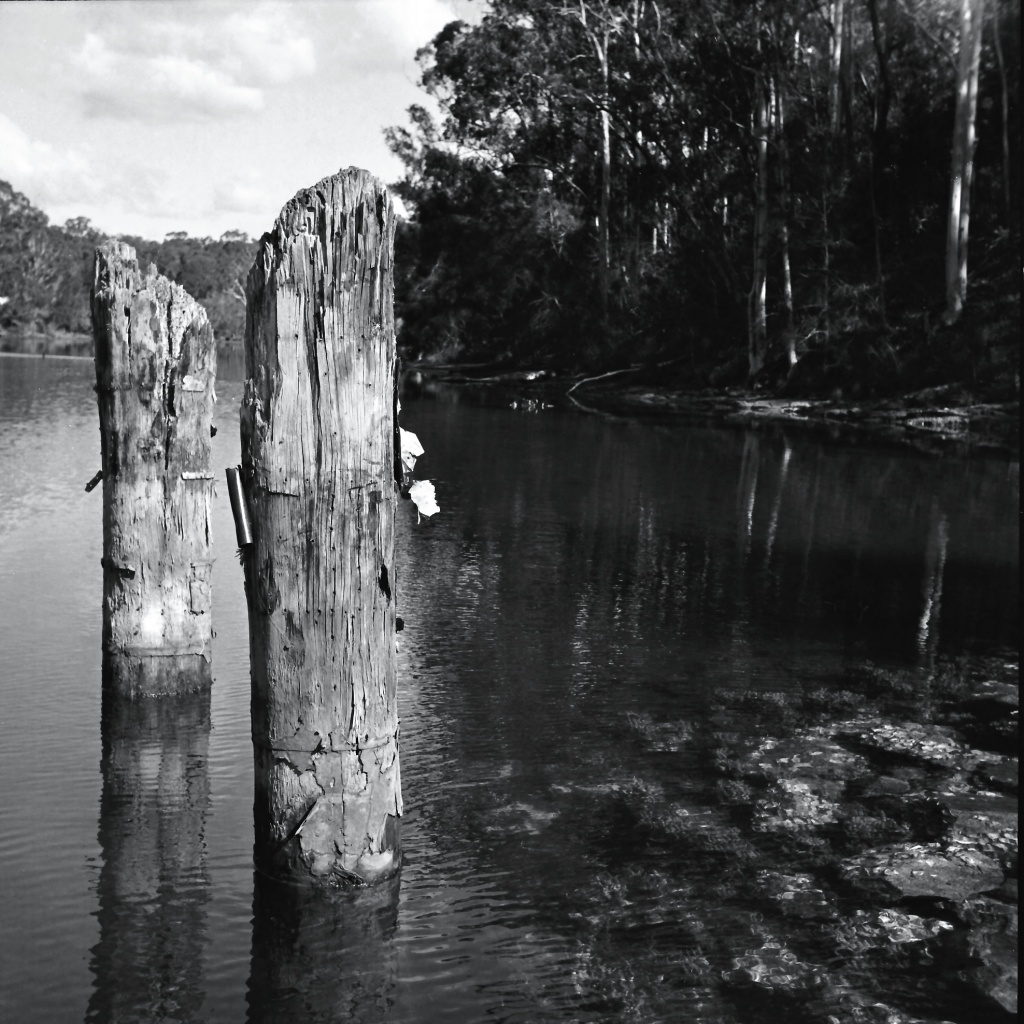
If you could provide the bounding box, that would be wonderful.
[241,168,402,886]
[829,0,846,136]
[990,3,1012,217]
[839,0,855,156]
[578,2,613,336]
[749,70,770,378]
[946,0,986,321]
[867,0,893,325]
[775,77,796,366]
[632,0,646,269]
[866,0,893,165]
[599,26,612,331]
[822,177,831,351]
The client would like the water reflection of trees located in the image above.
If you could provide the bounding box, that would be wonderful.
[407,406,1015,663]
[391,401,1018,1018]
[87,683,211,1024]
[397,405,1019,777]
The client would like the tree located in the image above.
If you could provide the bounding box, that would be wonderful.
[64,216,94,238]
[384,0,1018,390]
[945,0,985,321]
[749,65,770,377]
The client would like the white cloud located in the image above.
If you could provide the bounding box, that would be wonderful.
[221,7,317,85]
[0,112,93,211]
[0,112,175,235]
[313,0,468,75]
[213,178,273,216]
[73,3,316,122]
[364,0,466,53]
[0,0,478,239]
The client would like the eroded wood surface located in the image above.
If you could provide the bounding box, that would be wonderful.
[92,241,216,696]
[241,168,401,885]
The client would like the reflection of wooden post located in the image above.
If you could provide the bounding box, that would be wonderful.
[87,679,211,1022]
[241,168,402,885]
[247,874,399,1020]
[91,242,216,696]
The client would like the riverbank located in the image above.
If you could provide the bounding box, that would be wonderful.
[3,334,1016,457]
[568,381,1020,457]
[0,330,93,358]
[402,363,1021,458]
[0,333,249,373]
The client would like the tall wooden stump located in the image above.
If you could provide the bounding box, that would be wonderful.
[91,242,216,697]
[241,168,402,885]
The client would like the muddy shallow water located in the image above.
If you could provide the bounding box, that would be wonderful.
[0,355,1017,1023]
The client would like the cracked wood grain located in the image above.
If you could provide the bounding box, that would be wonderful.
[240,168,402,886]
[91,241,216,697]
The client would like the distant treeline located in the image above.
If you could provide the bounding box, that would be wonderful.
[387,0,1020,392]
[0,179,256,348]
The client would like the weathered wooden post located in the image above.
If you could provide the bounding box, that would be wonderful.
[91,242,216,696]
[240,168,402,885]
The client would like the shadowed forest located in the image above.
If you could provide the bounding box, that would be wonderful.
[387,0,1019,395]
[1,0,1018,399]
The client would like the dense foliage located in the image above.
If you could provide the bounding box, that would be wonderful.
[0,180,255,349]
[388,0,1019,392]
[0,182,98,338]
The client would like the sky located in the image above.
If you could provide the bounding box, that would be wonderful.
[0,0,479,241]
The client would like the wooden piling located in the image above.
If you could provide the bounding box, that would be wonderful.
[240,168,402,885]
[91,242,216,697]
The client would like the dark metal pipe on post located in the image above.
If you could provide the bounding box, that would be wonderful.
[225,466,254,548]
[239,167,402,886]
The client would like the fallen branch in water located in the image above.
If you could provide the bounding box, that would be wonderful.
[567,358,682,396]
[567,365,643,395]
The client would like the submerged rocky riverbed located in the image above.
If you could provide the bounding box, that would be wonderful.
[561,652,1018,1023]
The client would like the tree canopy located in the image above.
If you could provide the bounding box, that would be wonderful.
[388,0,1019,392]
[0,180,256,348]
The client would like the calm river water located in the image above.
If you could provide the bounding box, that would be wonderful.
[0,354,1017,1024]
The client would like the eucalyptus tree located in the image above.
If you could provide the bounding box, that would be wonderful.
[945,0,985,322]
[386,0,1018,384]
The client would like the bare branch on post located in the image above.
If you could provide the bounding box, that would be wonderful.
[91,242,216,697]
[240,168,402,886]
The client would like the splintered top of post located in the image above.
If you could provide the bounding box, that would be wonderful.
[100,239,136,263]
[256,165,395,274]
[91,240,215,397]
[93,241,191,314]
[244,165,396,342]
[264,166,391,245]
[240,163,398,503]
[93,240,140,296]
